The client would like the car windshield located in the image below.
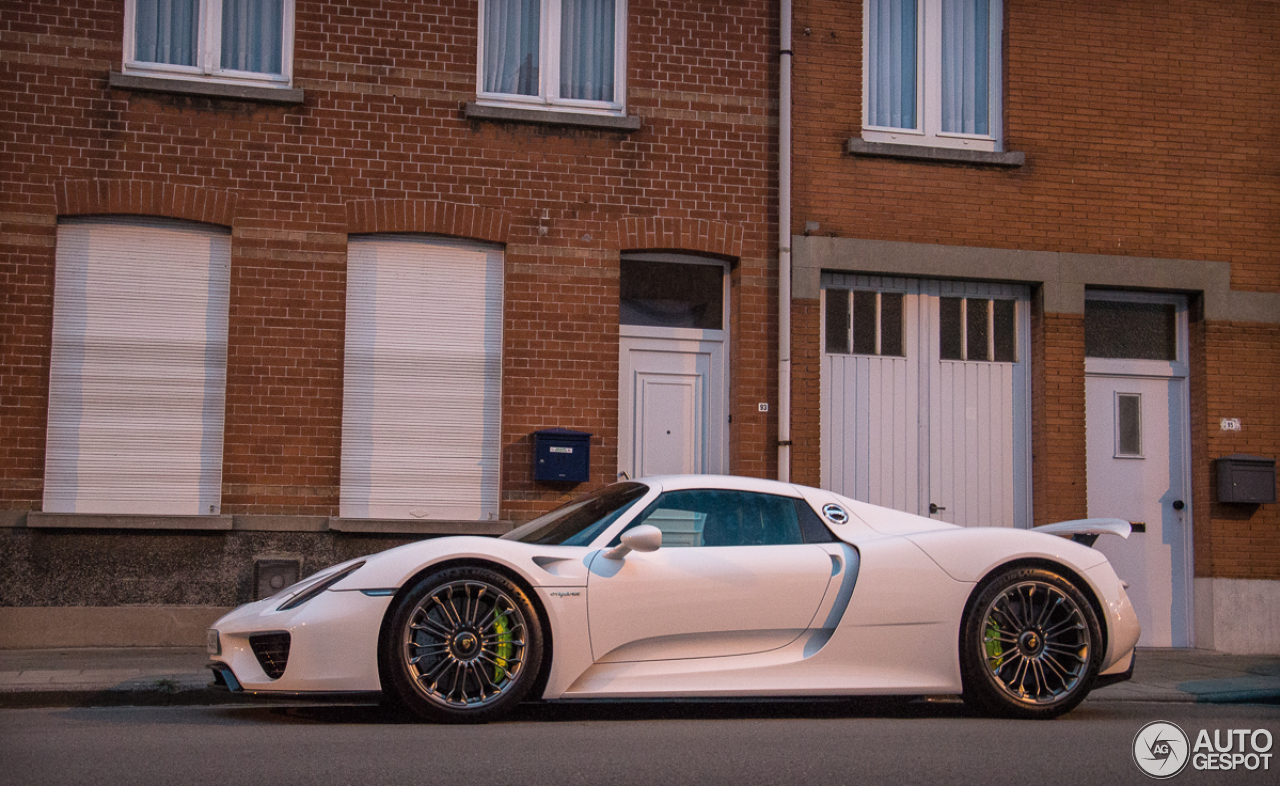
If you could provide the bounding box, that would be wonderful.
[501,482,650,546]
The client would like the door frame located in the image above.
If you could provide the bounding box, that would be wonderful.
[1084,290,1194,646]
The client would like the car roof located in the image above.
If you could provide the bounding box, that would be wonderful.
[637,474,804,498]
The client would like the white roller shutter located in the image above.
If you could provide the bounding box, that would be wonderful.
[341,236,504,520]
[45,218,230,515]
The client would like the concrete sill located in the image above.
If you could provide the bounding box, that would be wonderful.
[27,513,234,531]
[109,72,305,105]
[847,138,1025,168]
[464,102,641,132]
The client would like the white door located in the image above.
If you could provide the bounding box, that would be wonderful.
[618,254,728,480]
[822,276,1031,528]
[586,488,833,662]
[619,333,725,478]
[1084,292,1192,648]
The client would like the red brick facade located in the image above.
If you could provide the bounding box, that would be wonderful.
[0,0,782,530]
[789,0,1280,583]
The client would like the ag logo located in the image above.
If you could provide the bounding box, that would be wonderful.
[1134,721,1190,778]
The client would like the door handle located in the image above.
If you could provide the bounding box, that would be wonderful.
[929,503,946,515]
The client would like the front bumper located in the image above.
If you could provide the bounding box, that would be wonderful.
[208,589,394,693]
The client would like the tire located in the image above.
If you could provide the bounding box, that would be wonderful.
[379,566,544,723]
[959,567,1102,720]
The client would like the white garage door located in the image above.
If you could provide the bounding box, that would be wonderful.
[341,235,504,521]
[821,274,1031,528]
[45,218,230,515]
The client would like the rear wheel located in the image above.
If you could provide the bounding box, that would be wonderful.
[380,566,543,723]
[960,567,1102,719]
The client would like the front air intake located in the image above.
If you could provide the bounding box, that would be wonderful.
[249,632,291,680]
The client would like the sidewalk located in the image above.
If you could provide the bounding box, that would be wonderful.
[1,646,1278,710]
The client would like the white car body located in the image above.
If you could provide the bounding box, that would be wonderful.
[209,475,1140,713]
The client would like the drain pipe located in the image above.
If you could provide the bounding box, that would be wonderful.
[777,0,793,482]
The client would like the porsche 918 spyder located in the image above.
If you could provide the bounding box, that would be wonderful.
[207,474,1139,722]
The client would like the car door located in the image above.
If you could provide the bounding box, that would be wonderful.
[585,489,834,663]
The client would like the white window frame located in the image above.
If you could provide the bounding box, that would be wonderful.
[476,0,627,116]
[862,0,1003,152]
[122,0,295,89]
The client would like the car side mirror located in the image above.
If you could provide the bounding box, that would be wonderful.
[604,524,662,560]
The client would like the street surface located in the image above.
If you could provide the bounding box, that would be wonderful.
[2,698,1277,786]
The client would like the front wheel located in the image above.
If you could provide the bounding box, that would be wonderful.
[379,566,544,723]
[960,567,1102,719]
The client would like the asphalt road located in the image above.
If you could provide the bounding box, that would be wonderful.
[3,699,1278,786]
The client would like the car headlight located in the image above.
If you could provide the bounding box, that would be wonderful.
[277,561,366,611]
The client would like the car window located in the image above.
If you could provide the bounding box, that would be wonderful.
[616,489,807,548]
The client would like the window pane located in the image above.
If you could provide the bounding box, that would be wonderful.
[825,289,850,354]
[483,0,541,96]
[620,259,723,329]
[965,298,989,361]
[221,0,284,75]
[1084,300,1177,360]
[941,0,990,135]
[135,0,199,66]
[867,0,917,129]
[852,290,878,355]
[992,299,1016,362]
[940,296,963,360]
[1117,394,1142,457]
[629,490,804,548]
[560,0,615,102]
[880,292,904,356]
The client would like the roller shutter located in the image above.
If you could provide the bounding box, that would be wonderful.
[341,236,504,520]
[44,218,230,515]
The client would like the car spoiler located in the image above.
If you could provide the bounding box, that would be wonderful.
[1034,518,1131,548]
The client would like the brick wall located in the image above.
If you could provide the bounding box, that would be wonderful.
[0,0,782,527]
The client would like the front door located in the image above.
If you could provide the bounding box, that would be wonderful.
[618,254,728,479]
[1084,293,1192,647]
[585,488,833,662]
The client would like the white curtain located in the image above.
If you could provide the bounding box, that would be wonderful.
[941,0,990,135]
[134,0,199,66]
[867,0,917,130]
[560,0,615,102]
[221,0,285,75]
[484,0,541,96]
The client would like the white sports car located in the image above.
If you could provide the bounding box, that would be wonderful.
[207,475,1140,722]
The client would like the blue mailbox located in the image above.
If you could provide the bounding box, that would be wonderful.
[533,428,592,483]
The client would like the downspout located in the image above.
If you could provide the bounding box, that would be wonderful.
[777,0,793,482]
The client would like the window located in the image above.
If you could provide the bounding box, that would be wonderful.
[617,490,808,548]
[123,0,294,87]
[341,236,504,521]
[939,297,1016,362]
[620,257,725,330]
[1085,300,1178,361]
[45,219,230,515]
[478,0,626,114]
[863,0,1002,151]
[824,289,904,356]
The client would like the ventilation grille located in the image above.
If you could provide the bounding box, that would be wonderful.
[249,632,291,680]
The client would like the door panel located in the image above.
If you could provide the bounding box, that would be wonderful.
[619,333,725,478]
[585,545,834,662]
[1087,375,1191,647]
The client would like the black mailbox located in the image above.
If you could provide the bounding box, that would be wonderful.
[1216,455,1276,504]
[533,428,592,483]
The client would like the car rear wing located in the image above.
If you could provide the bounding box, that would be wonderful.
[1034,518,1131,548]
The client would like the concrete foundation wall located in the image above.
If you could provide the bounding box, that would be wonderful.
[1195,578,1280,655]
[0,606,232,649]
